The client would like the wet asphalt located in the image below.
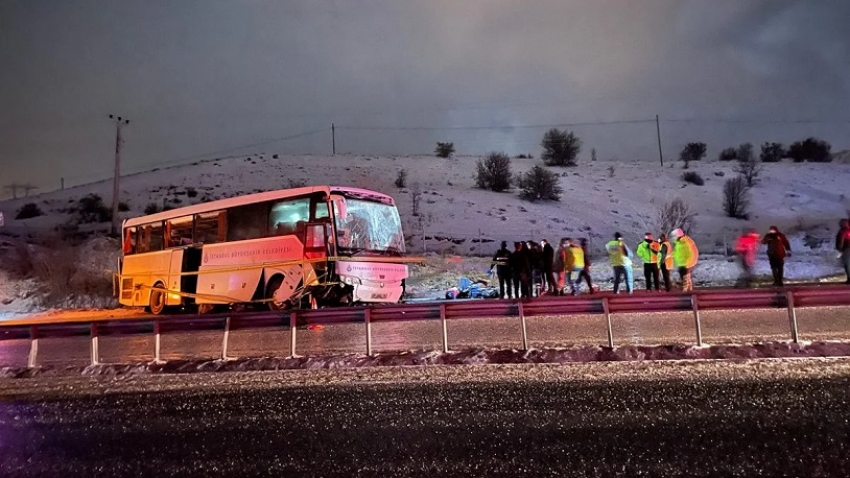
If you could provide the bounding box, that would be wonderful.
[2,374,850,477]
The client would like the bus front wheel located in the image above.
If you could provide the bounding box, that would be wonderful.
[149,284,167,315]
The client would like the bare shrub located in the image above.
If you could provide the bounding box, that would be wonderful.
[77,194,111,223]
[734,150,763,187]
[656,198,696,236]
[30,240,116,308]
[541,128,582,167]
[118,201,130,212]
[760,142,785,163]
[723,176,751,219]
[186,187,198,198]
[7,240,35,279]
[788,137,831,163]
[681,171,704,186]
[608,165,615,178]
[516,165,562,201]
[15,203,43,220]
[144,202,161,215]
[679,142,707,169]
[394,169,408,188]
[475,152,512,192]
[718,147,737,161]
[435,142,455,158]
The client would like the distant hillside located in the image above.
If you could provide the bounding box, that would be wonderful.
[1,153,849,255]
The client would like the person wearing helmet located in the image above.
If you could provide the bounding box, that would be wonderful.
[636,232,661,291]
[670,228,699,292]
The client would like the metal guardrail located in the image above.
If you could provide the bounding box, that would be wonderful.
[2,286,850,368]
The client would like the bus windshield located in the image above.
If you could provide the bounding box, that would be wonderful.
[334,198,405,254]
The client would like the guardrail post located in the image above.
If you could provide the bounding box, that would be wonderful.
[153,320,162,363]
[289,312,298,357]
[786,291,799,343]
[518,301,529,351]
[221,316,232,360]
[603,297,614,348]
[440,303,449,353]
[90,323,100,366]
[691,295,703,347]
[365,308,373,356]
[28,325,38,368]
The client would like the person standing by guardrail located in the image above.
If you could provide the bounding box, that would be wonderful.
[657,234,674,292]
[735,228,760,288]
[606,233,631,294]
[762,226,791,287]
[491,241,513,299]
[553,239,568,296]
[510,242,532,298]
[579,238,594,294]
[671,228,699,292]
[568,239,587,295]
[636,233,661,291]
[837,219,850,284]
[541,239,556,295]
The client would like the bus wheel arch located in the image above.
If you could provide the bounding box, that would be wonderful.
[265,273,289,310]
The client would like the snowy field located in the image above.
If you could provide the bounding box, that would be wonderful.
[0,153,848,317]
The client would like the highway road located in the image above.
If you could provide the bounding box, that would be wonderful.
[1,305,850,367]
[2,360,850,477]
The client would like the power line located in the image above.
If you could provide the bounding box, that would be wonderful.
[336,118,655,131]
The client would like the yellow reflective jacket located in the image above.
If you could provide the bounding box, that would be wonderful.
[673,235,699,269]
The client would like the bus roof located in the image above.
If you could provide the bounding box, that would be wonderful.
[123,185,395,229]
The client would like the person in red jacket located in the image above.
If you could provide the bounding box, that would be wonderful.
[837,219,850,284]
[762,225,791,287]
[735,229,760,288]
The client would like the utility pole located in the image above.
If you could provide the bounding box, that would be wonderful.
[109,114,130,236]
[331,123,335,155]
[656,114,664,167]
[3,182,35,199]
[61,177,65,190]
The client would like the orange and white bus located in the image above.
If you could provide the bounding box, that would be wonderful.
[118,186,412,314]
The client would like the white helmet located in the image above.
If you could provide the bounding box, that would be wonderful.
[670,228,684,239]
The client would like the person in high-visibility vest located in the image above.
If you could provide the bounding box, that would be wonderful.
[567,239,586,295]
[606,232,632,294]
[671,228,699,292]
[657,234,674,292]
[636,233,661,291]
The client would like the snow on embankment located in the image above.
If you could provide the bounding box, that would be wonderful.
[4,342,850,378]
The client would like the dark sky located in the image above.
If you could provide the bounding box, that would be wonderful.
[1,0,849,196]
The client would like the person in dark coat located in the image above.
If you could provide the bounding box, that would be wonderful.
[541,239,556,294]
[490,241,513,299]
[528,241,543,296]
[509,242,531,298]
[837,219,850,284]
[578,238,594,293]
[762,225,791,286]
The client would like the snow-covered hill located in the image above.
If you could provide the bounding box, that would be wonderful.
[2,153,848,255]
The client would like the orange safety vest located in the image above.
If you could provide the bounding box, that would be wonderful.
[658,241,674,269]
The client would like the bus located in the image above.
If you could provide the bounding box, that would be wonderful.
[118,186,413,314]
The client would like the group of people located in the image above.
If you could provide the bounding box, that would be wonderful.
[489,217,850,299]
[735,226,792,287]
[490,228,700,298]
[603,229,699,294]
[490,238,592,299]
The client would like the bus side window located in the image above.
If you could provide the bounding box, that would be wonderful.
[148,222,164,251]
[269,198,310,237]
[227,203,268,241]
[167,216,194,247]
[123,227,136,254]
[195,211,224,244]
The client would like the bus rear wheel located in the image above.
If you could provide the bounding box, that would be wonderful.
[149,284,167,315]
[266,275,290,311]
